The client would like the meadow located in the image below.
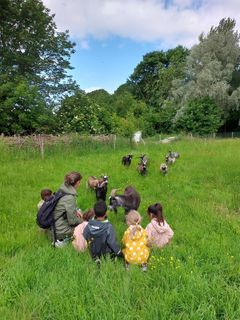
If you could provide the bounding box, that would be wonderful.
[0,137,240,320]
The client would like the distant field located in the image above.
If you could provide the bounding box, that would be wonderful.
[0,137,240,320]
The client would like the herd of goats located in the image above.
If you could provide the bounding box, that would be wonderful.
[86,150,180,214]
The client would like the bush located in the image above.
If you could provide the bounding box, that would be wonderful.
[174,98,223,135]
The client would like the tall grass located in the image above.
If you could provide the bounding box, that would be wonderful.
[0,138,240,319]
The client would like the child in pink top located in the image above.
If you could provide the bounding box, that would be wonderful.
[145,203,174,248]
[72,209,94,252]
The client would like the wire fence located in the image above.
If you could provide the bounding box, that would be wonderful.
[187,131,240,139]
[0,132,239,159]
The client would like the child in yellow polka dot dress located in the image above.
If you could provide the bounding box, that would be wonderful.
[122,210,150,270]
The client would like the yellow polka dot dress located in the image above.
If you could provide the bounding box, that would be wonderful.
[122,225,150,264]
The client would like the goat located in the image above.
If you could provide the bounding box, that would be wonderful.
[122,154,133,166]
[95,176,108,201]
[137,154,148,175]
[87,176,99,190]
[87,175,108,201]
[160,163,168,175]
[165,155,176,165]
[109,186,141,214]
[168,150,180,159]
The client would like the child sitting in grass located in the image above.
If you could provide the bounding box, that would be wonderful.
[72,209,95,252]
[145,203,174,248]
[122,210,150,271]
[83,200,122,263]
[37,189,53,210]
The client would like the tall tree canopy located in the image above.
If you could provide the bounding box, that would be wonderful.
[172,18,240,121]
[0,0,76,104]
[128,46,189,108]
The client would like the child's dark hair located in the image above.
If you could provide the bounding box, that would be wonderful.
[147,203,164,225]
[40,189,52,201]
[82,209,95,221]
[94,200,107,217]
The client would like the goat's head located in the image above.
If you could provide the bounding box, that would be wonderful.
[138,163,147,175]
[160,163,168,173]
[108,195,124,213]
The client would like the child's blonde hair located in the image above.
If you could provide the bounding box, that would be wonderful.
[126,210,142,239]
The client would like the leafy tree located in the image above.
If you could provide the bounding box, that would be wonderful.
[174,98,223,135]
[86,89,111,109]
[172,18,240,123]
[0,75,54,135]
[111,92,139,117]
[115,113,138,139]
[0,0,76,104]
[57,90,105,134]
[128,46,189,108]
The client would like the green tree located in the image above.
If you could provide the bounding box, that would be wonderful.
[174,98,223,135]
[128,46,189,108]
[172,18,240,123]
[0,0,76,104]
[57,91,105,134]
[0,75,54,135]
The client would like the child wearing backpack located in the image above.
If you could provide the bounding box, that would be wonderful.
[83,200,122,263]
[72,209,95,252]
[145,203,174,248]
[37,189,53,210]
[122,210,149,271]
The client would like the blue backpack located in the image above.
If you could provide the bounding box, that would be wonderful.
[36,191,68,229]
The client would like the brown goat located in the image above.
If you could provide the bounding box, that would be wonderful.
[87,175,108,190]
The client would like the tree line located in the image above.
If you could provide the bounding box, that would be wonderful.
[1,0,240,136]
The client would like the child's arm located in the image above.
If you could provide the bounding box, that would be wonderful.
[83,225,90,241]
[64,196,81,226]
[107,225,122,256]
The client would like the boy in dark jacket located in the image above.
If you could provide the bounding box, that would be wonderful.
[83,200,122,262]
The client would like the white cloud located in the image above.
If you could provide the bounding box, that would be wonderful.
[43,0,240,48]
[79,40,89,49]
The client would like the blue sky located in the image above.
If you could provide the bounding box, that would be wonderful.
[43,0,240,93]
[70,36,159,93]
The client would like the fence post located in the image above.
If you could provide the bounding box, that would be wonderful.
[39,134,45,159]
[113,135,116,149]
[232,132,234,138]
[213,133,216,139]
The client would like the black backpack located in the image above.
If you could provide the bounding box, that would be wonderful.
[36,190,68,229]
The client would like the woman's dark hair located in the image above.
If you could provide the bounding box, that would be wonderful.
[147,203,164,225]
[64,171,82,186]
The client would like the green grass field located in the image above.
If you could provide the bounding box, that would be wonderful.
[0,137,240,320]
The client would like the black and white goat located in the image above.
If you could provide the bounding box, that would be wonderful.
[87,175,108,201]
[109,186,141,214]
[137,154,148,175]
[122,154,133,166]
[95,176,108,201]
[165,155,176,165]
[168,150,180,159]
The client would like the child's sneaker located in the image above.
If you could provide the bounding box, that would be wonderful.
[54,239,68,248]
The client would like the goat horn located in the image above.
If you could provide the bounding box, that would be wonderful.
[110,188,119,197]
